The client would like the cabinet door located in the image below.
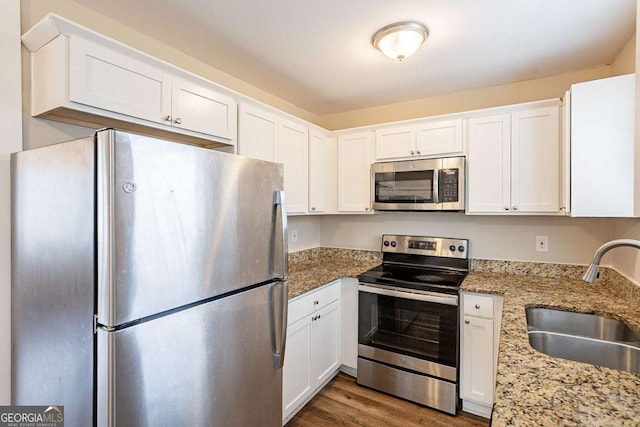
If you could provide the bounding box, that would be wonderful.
[238,104,277,161]
[467,115,511,213]
[311,300,341,386]
[277,120,309,214]
[308,131,335,213]
[570,74,636,217]
[416,119,463,156]
[170,76,236,140]
[375,126,415,160]
[282,316,313,420]
[68,36,171,124]
[511,107,560,213]
[340,278,358,372]
[337,132,373,212]
[461,316,494,405]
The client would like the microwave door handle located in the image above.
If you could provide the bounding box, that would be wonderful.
[433,169,440,204]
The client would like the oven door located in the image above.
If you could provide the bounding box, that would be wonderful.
[357,283,459,381]
[371,159,441,210]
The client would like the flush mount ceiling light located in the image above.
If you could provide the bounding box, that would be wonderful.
[372,21,429,61]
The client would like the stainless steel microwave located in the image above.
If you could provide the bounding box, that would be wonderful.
[371,156,465,211]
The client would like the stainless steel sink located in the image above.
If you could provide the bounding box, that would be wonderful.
[526,308,640,342]
[525,308,640,374]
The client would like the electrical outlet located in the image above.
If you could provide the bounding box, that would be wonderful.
[291,229,298,243]
[536,235,548,252]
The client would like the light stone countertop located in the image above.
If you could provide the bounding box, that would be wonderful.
[286,247,380,299]
[462,264,640,426]
[286,249,640,425]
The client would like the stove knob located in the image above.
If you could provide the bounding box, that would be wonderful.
[449,245,456,252]
[458,245,465,252]
[390,241,397,247]
[383,240,390,247]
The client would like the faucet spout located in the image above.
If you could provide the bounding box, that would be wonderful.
[582,239,640,283]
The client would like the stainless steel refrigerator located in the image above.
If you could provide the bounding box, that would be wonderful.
[11,129,288,427]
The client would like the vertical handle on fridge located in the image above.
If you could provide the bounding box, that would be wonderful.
[269,281,289,369]
[273,190,288,280]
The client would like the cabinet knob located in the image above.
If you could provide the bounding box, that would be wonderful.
[410,150,415,155]
[164,115,172,122]
[314,300,319,305]
[365,207,370,211]
[560,206,566,210]
[311,207,316,211]
[174,117,182,125]
[416,150,420,155]
[318,314,321,319]
[512,206,518,211]
[475,304,480,309]
[504,207,510,211]
[465,320,470,324]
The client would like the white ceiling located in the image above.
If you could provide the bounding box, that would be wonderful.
[73,0,636,116]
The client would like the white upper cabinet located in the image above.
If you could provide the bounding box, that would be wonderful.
[68,35,171,124]
[467,101,561,214]
[308,132,337,214]
[23,15,237,147]
[510,107,560,213]
[238,103,310,215]
[570,74,637,217]
[170,76,236,140]
[277,119,309,214]
[238,104,278,161]
[467,114,511,213]
[375,126,415,160]
[416,119,464,156]
[375,118,463,161]
[338,132,373,212]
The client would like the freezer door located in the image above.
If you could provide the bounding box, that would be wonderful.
[97,282,286,427]
[97,130,287,327]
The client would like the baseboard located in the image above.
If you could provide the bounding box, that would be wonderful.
[462,399,492,419]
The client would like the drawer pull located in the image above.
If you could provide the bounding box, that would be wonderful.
[465,320,470,324]
[475,304,480,309]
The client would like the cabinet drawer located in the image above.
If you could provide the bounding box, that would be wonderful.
[463,294,494,318]
[288,281,340,325]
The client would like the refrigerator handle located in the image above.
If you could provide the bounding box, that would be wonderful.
[269,281,289,369]
[273,190,288,280]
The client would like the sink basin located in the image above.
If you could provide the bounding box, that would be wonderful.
[525,307,640,374]
[526,307,640,342]
[528,331,640,374]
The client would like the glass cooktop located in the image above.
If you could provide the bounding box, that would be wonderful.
[357,264,466,295]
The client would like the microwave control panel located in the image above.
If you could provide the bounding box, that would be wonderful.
[440,169,459,202]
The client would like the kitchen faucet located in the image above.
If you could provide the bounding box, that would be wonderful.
[582,239,640,282]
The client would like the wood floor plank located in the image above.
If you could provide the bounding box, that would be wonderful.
[286,373,489,427]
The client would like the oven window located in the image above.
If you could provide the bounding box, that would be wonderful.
[374,171,434,204]
[358,290,458,366]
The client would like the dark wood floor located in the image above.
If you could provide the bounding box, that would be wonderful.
[286,373,489,427]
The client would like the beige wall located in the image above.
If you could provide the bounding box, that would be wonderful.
[317,66,614,130]
[609,2,640,285]
[288,216,321,252]
[320,213,613,265]
[613,34,636,75]
[1,0,23,404]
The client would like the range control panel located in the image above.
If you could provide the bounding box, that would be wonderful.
[381,234,469,259]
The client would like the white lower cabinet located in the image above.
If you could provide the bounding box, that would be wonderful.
[283,281,341,423]
[460,292,503,418]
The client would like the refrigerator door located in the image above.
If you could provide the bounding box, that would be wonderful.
[97,281,287,427]
[96,130,287,327]
[11,137,96,427]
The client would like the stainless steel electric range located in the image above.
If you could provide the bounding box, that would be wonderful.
[357,234,470,415]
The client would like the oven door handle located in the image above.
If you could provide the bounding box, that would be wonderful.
[358,284,458,306]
